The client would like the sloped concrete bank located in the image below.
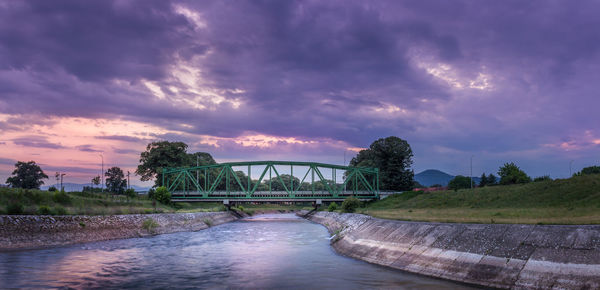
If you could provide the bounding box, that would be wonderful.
[300,211,600,289]
[0,212,237,251]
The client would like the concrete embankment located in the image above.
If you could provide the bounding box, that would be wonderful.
[0,211,237,251]
[300,211,600,289]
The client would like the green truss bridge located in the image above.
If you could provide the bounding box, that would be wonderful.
[163,161,379,203]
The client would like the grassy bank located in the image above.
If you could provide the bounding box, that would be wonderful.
[0,188,313,216]
[360,174,600,224]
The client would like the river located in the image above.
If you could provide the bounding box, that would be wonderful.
[0,214,474,289]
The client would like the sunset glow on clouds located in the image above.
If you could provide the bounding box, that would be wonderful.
[1,0,600,186]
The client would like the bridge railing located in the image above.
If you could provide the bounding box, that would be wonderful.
[162,161,379,200]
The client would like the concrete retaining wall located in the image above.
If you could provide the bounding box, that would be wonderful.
[302,211,600,289]
[0,212,237,251]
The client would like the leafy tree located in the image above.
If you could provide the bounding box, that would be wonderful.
[136,141,217,187]
[479,173,488,187]
[91,175,100,188]
[573,166,600,177]
[350,136,414,191]
[105,166,127,194]
[487,174,497,185]
[448,175,472,191]
[498,162,531,185]
[5,161,48,189]
[136,141,190,187]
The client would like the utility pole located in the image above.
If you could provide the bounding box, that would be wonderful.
[99,154,104,192]
[60,173,66,191]
[127,171,130,189]
[470,155,474,190]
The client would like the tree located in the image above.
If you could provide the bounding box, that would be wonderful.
[105,167,127,194]
[498,162,531,185]
[5,161,48,189]
[573,166,600,177]
[448,175,472,191]
[350,136,414,191]
[91,175,100,188]
[487,174,497,185]
[136,141,218,187]
[479,173,488,187]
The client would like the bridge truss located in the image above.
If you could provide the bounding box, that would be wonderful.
[163,161,379,202]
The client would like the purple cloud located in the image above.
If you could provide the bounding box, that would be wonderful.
[76,145,102,153]
[12,136,65,149]
[1,0,600,178]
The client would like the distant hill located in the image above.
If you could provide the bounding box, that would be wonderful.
[41,183,150,192]
[415,169,481,187]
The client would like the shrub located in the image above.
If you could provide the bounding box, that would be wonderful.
[53,191,71,205]
[328,202,339,212]
[341,197,362,213]
[142,218,159,232]
[147,188,156,200]
[38,205,53,215]
[153,186,171,204]
[125,188,137,199]
[533,175,552,182]
[203,218,213,227]
[48,186,57,192]
[7,203,24,215]
[54,206,68,215]
[238,205,245,212]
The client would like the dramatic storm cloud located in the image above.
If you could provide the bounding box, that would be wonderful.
[1,0,599,185]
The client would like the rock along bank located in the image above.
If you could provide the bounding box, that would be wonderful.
[300,211,600,289]
[0,212,237,251]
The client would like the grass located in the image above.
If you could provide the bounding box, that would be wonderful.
[0,188,184,215]
[0,188,313,216]
[361,174,600,224]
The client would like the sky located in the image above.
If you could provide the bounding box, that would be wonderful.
[1,0,600,187]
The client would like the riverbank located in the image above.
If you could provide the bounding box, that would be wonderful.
[0,212,237,251]
[300,211,600,289]
[362,174,600,224]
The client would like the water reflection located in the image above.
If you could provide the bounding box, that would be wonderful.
[0,214,474,289]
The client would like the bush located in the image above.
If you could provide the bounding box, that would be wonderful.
[54,206,68,215]
[328,202,338,212]
[48,186,57,192]
[448,175,472,191]
[147,188,156,200]
[53,191,71,205]
[341,197,362,213]
[533,175,552,182]
[152,186,171,204]
[38,205,53,215]
[125,188,137,199]
[6,203,24,215]
[142,218,159,232]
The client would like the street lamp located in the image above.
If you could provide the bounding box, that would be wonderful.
[569,160,574,177]
[99,154,104,192]
[470,155,474,190]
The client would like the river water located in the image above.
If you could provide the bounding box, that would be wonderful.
[0,214,473,289]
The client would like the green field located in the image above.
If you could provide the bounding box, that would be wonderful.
[360,174,600,224]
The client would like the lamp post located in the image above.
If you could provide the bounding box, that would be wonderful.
[470,155,474,190]
[99,154,104,192]
[569,160,574,177]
